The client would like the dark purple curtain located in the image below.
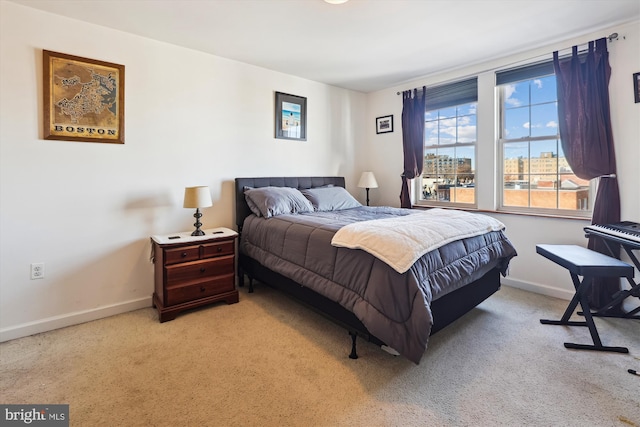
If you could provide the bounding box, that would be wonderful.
[400,87,426,208]
[553,38,622,310]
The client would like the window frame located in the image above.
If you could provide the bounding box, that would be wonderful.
[415,103,478,208]
[496,71,593,217]
[412,77,479,209]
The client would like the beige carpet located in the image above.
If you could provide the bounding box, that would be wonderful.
[1,284,639,426]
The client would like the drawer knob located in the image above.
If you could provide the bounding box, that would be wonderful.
[217,247,222,252]
[200,286,206,292]
[200,267,206,273]
[181,252,187,258]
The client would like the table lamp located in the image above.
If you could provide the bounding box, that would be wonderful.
[357,172,378,206]
[183,186,213,236]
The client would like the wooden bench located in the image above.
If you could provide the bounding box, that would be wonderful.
[536,244,634,353]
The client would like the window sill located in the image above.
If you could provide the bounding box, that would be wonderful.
[412,205,591,221]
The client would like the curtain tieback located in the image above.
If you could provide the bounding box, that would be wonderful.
[597,174,616,179]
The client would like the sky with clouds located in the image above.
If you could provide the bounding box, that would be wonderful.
[421,75,565,176]
[502,75,563,158]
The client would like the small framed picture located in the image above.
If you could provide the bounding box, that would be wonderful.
[634,72,640,104]
[376,115,393,134]
[275,91,307,141]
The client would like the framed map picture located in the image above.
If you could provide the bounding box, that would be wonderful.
[43,50,125,144]
[275,91,306,141]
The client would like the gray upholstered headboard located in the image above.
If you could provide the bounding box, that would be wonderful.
[234,176,346,231]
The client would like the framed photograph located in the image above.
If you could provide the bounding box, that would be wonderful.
[376,115,393,134]
[634,72,640,104]
[275,91,306,141]
[43,50,125,144]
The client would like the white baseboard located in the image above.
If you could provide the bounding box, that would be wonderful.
[0,278,621,343]
[501,278,574,301]
[502,278,640,313]
[0,297,152,343]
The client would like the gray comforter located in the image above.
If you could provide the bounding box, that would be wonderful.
[240,206,517,363]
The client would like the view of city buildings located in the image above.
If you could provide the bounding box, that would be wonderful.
[419,151,590,210]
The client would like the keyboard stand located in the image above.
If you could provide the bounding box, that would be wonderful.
[584,229,640,320]
[537,244,633,353]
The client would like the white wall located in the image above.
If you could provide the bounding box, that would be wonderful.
[0,1,366,340]
[364,20,640,301]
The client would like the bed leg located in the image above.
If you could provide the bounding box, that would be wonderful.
[349,331,358,359]
[239,269,255,293]
[238,267,244,287]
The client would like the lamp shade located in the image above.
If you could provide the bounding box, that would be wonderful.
[183,186,213,208]
[357,172,378,189]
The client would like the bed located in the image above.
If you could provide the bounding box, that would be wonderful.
[235,176,517,363]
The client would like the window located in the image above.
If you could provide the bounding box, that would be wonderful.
[497,63,591,215]
[416,78,477,207]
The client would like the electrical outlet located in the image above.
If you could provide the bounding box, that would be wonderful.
[30,263,45,279]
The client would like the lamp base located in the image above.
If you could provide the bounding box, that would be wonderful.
[191,208,205,236]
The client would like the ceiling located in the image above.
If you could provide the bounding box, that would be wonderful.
[10,0,640,93]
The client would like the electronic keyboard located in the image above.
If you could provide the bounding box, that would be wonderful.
[584,221,640,249]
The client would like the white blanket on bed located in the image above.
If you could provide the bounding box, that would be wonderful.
[331,208,505,274]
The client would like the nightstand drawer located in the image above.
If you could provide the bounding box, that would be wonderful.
[165,255,234,286]
[201,241,234,258]
[165,275,235,306]
[164,245,201,265]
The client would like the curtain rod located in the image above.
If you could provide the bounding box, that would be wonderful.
[396,32,622,95]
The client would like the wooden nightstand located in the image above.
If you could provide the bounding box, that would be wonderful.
[151,227,239,322]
